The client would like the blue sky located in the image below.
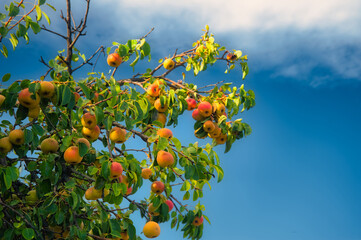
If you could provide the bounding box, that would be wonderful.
[1,0,361,239]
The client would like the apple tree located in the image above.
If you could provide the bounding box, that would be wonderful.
[0,0,255,239]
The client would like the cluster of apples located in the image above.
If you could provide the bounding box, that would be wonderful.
[189,98,228,145]
[0,82,58,155]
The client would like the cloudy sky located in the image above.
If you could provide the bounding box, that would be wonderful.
[2,0,361,239]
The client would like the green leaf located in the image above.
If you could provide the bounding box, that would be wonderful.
[8,3,20,17]
[112,183,121,196]
[157,137,168,150]
[17,24,27,37]
[2,73,11,82]
[35,5,42,21]
[109,219,121,238]
[78,142,88,157]
[95,106,104,124]
[61,86,71,106]
[22,228,35,240]
[29,22,41,34]
[42,11,51,25]
[141,42,151,56]
[101,161,110,179]
[78,83,91,99]
[27,161,37,171]
[1,44,8,58]
[183,191,190,200]
[127,224,136,240]
[172,138,182,151]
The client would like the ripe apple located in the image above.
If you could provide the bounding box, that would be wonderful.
[147,83,160,97]
[192,109,205,121]
[39,81,55,99]
[186,98,197,110]
[148,203,160,216]
[198,101,213,117]
[107,53,122,67]
[154,98,168,112]
[156,151,174,168]
[109,127,127,143]
[28,106,40,119]
[64,146,82,164]
[120,174,129,187]
[76,137,91,148]
[18,88,40,109]
[226,53,237,61]
[74,92,81,103]
[84,187,102,200]
[110,162,123,179]
[215,133,227,145]
[157,128,173,139]
[81,112,97,129]
[154,112,167,127]
[25,190,38,205]
[0,137,13,154]
[41,138,59,154]
[0,95,5,107]
[126,186,133,195]
[213,102,226,116]
[163,58,175,70]
[8,129,25,145]
[165,200,174,212]
[151,181,165,195]
[82,125,100,141]
[192,216,204,226]
[141,168,152,179]
[208,126,221,138]
[143,221,161,238]
[203,120,215,133]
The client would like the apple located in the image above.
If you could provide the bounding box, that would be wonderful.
[109,127,127,143]
[64,146,82,164]
[154,98,168,112]
[156,150,174,168]
[41,138,59,154]
[110,162,123,179]
[151,181,165,195]
[28,106,40,119]
[0,94,5,107]
[107,53,122,67]
[215,133,227,145]
[74,92,81,103]
[8,129,24,145]
[192,216,204,226]
[208,127,221,138]
[141,168,152,179]
[226,53,237,61]
[148,203,160,216]
[18,88,40,109]
[165,200,174,212]
[76,137,91,148]
[0,137,13,154]
[84,187,102,200]
[126,186,132,195]
[198,101,213,117]
[192,109,205,121]
[157,128,173,139]
[163,58,175,70]
[186,98,197,110]
[147,83,160,97]
[82,125,100,141]
[39,81,55,99]
[81,112,97,129]
[213,102,226,116]
[143,221,161,238]
[203,120,215,133]
[154,112,167,127]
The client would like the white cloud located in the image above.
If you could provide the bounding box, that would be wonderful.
[96,0,361,33]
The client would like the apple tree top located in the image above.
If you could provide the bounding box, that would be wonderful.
[0,0,255,239]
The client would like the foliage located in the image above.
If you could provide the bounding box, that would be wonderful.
[0,1,255,239]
